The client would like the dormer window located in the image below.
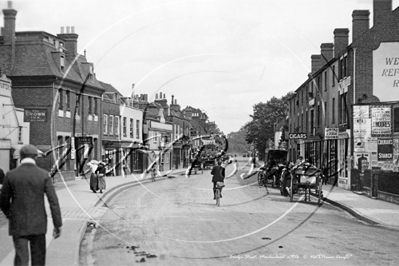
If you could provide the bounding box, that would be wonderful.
[60,55,65,71]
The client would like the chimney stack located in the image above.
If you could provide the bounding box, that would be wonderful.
[3,1,17,71]
[333,28,349,57]
[57,26,79,57]
[311,54,322,74]
[352,10,370,42]
[320,43,334,63]
[373,0,392,26]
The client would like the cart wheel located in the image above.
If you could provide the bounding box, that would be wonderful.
[318,178,322,206]
[289,174,294,202]
[257,172,263,186]
[271,174,276,188]
[280,170,289,196]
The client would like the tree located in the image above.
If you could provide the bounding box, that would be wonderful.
[245,92,294,159]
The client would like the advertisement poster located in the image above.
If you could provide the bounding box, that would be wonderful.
[371,106,392,136]
[377,139,393,161]
[353,105,370,119]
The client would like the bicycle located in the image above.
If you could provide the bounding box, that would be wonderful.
[215,182,224,206]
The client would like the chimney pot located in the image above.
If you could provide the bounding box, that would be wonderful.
[7,1,12,8]
[373,0,392,26]
[333,28,349,57]
[352,10,370,42]
[71,26,75,33]
[61,26,64,33]
[66,26,70,33]
[311,54,322,74]
[320,43,334,64]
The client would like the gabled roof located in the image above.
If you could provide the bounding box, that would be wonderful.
[0,31,104,90]
[98,81,123,96]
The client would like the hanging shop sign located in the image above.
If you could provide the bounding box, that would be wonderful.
[325,128,338,139]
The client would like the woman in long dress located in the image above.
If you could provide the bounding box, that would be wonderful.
[96,162,107,193]
[87,160,99,193]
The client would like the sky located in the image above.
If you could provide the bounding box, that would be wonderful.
[5,0,399,134]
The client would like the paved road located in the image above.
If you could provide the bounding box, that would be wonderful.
[79,161,399,266]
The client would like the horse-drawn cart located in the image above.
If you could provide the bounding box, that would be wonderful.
[285,162,324,206]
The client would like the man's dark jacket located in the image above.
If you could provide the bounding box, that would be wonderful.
[211,165,225,183]
[0,162,62,236]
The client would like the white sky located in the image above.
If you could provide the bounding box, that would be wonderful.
[5,0,399,134]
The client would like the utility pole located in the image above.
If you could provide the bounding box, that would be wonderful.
[72,73,91,178]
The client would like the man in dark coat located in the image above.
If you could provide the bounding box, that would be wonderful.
[211,160,225,200]
[0,144,63,266]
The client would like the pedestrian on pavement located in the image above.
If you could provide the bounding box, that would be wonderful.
[0,144,62,266]
[87,160,99,193]
[211,160,225,200]
[150,162,157,182]
[95,162,107,193]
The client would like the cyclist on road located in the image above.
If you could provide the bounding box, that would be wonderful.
[211,160,225,200]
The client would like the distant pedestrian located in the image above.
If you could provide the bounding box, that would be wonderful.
[87,160,99,193]
[95,162,107,193]
[0,144,62,266]
[150,162,157,182]
[211,160,225,200]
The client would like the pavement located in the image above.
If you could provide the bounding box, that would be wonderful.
[0,167,399,266]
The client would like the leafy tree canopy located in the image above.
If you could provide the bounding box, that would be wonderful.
[244,92,294,159]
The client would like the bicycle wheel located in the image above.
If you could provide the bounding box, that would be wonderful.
[257,172,264,186]
[289,174,294,202]
[215,188,220,206]
[317,177,322,206]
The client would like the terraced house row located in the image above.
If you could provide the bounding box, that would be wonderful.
[0,3,218,181]
[283,0,399,203]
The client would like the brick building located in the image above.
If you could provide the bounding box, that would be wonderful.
[0,3,105,181]
[287,0,399,190]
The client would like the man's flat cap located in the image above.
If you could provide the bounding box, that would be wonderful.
[20,144,38,156]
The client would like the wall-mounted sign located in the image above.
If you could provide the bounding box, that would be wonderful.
[373,42,399,102]
[75,136,92,147]
[377,138,393,161]
[24,109,47,122]
[325,128,338,139]
[371,106,392,136]
[289,133,307,139]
